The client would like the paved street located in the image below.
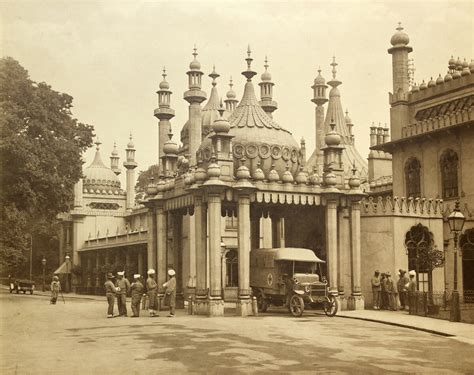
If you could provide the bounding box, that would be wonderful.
[1,291,473,374]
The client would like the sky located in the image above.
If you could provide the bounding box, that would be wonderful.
[1,0,472,185]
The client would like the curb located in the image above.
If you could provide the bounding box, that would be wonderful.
[336,314,455,337]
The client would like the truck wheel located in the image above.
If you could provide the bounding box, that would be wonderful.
[256,291,268,313]
[289,295,304,317]
[323,294,338,316]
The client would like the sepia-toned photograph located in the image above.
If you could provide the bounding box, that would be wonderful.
[0,0,473,373]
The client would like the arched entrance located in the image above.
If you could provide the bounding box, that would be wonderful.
[405,224,435,292]
[460,229,474,303]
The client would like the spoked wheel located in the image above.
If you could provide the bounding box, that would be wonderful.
[256,290,268,313]
[289,294,304,317]
[323,294,338,317]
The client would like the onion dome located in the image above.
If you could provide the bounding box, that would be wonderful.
[452,69,461,79]
[111,142,118,156]
[189,46,201,70]
[309,168,321,186]
[411,82,420,92]
[344,110,352,124]
[470,59,474,73]
[461,59,470,76]
[448,56,456,69]
[194,167,207,184]
[419,80,427,90]
[226,77,237,99]
[261,56,272,81]
[268,164,280,182]
[323,170,337,187]
[436,74,444,85]
[390,23,410,47]
[456,57,462,70]
[252,162,265,181]
[324,121,341,146]
[163,127,178,155]
[282,164,294,184]
[197,46,300,179]
[348,161,360,189]
[146,177,158,196]
[295,166,308,184]
[444,71,453,82]
[127,134,135,149]
[159,67,170,90]
[83,139,121,194]
[236,160,251,180]
[212,101,230,133]
[314,67,325,85]
[206,160,221,180]
[427,77,436,88]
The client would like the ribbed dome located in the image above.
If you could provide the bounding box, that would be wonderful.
[83,144,121,193]
[159,79,170,90]
[314,70,325,85]
[390,24,410,47]
[261,70,272,82]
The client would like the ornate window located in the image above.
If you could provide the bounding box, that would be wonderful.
[440,149,459,199]
[405,157,421,198]
[405,224,435,292]
[225,250,238,287]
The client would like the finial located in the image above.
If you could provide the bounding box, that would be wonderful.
[168,125,173,141]
[209,65,219,86]
[352,160,357,173]
[396,22,403,31]
[264,56,269,71]
[218,98,225,117]
[162,66,167,80]
[317,66,322,74]
[229,76,233,89]
[95,137,101,150]
[193,44,198,59]
[242,45,257,80]
[330,56,338,79]
[129,132,133,141]
[246,45,253,70]
[247,44,251,57]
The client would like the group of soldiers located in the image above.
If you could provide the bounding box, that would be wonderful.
[104,268,176,318]
[371,269,417,310]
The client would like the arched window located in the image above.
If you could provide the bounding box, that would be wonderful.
[405,224,435,292]
[405,157,421,198]
[440,149,459,199]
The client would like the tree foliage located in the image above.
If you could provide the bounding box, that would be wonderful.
[135,164,160,202]
[0,57,94,276]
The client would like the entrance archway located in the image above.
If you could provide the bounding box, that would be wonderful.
[460,229,474,303]
[405,224,435,292]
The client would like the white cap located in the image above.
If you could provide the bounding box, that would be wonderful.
[168,269,176,276]
[133,274,140,279]
[117,271,125,276]
[147,269,155,275]
[408,270,416,276]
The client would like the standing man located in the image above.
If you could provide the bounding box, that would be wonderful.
[371,270,381,310]
[50,275,61,305]
[146,269,159,317]
[104,273,117,318]
[116,271,131,317]
[385,272,397,311]
[397,269,409,310]
[380,272,387,310]
[163,269,177,317]
[130,274,144,317]
[407,270,417,314]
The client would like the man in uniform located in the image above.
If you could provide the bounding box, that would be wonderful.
[163,269,177,317]
[130,274,144,317]
[407,270,417,314]
[397,269,409,310]
[116,271,131,317]
[380,272,387,310]
[146,269,159,317]
[385,271,397,311]
[104,273,117,318]
[371,270,381,310]
[50,275,61,304]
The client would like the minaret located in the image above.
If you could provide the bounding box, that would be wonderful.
[388,23,412,141]
[123,134,138,212]
[110,142,121,176]
[258,57,278,118]
[154,67,175,166]
[184,46,207,166]
[224,77,238,113]
[311,67,328,170]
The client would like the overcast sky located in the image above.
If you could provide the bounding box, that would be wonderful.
[1,0,472,184]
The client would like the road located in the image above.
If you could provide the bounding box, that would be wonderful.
[0,291,472,374]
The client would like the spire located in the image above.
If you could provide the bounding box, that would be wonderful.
[95,138,101,151]
[209,65,219,87]
[90,137,107,168]
[110,142,121,176]
[259,56,277,117]
[327,56,341,89]
[242,45,257,81]
[224,76,238,113]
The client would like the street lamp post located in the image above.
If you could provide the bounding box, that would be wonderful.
[447,200,465,322]
[65,254,71,293]
[27,234,33,281]
[41,257,47,292]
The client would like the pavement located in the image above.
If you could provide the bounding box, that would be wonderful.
[5,285,474,345]
[1,289,474,374]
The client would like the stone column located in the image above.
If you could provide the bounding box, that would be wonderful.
[325,200,338,295]
[337,207,350,310]
[207,193,224,316]
[172,214,184,308]
[348,200,364,310]
[156,204,167,298]
[194,195,208,315]
[146,209,156,273]
[272,216,285,247]
[261,217,273,248]
[237,193,252,316]
[250,215,260,252]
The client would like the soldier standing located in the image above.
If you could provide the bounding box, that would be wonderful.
[163,269,177,317]
[407,270,417,313]
[104,273,117,318]
[380,272,387,310]
[130,274,144,317]
[385,272,397,311]
[50,275,61,304]
[397,269,409,310]
[116,271,131,317]
[371,270,381,310]
[146,269,159,317]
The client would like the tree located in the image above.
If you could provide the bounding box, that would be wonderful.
[135,164,160,202]
[0,57,94,276]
